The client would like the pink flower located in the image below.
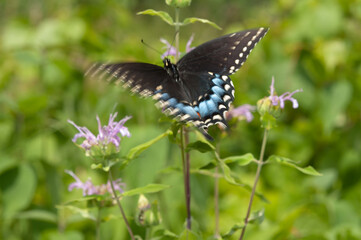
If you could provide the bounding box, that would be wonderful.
[268,77,302,109]
[65,170,125,197]
[161,34,195,59]
[68,113,131,155]
[227,104,256,122]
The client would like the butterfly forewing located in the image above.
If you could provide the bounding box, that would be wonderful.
[86,62,170,97]
[177,28,269,76]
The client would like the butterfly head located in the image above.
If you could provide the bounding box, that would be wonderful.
[163,58,180,82]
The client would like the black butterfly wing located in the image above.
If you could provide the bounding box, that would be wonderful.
[86,62,207,131]
[86,62,171,97]
[174,28,268,130]
[177,28,269,75]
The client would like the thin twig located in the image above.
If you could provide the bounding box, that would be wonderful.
[214,143,221,238]
[174,7,192,231]
[239,129,268,240]
[214,165,220,238]
[96,204,101,240]
[109,170,135,240]
[181,126,192,230]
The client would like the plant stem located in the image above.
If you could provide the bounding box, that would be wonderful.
[174,7,180,61]
[180,126,192,229]
[96,204,101,240]
[214,143,221,238]
[239,129,268,240]
[174,7,192,230]
[145,227,151,240]
[108,170,135,240]
[214,165,220,238]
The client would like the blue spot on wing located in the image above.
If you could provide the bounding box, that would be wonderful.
[212,85,226,98]
[176,103,199,118]
[210,94,222,104]
[198,101,209,117]
[205,99,217,113]
[212,77,223,86]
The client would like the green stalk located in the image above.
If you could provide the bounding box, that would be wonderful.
[96,204,101,240]
[174,7,192,230]
[214,143,221,238]
[108,170,135,240]
[239,129,268,240]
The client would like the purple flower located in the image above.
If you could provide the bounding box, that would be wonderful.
[68,113,131,155]
[227,104,256,122]
[65,170,125,197]
[268,77,302,109]
[161,35,195,59]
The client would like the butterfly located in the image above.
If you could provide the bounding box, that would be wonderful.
[86,28,269,140]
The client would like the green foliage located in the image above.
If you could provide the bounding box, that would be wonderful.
[1,0,361,239]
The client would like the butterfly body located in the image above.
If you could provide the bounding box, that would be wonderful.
[87,28,269,140]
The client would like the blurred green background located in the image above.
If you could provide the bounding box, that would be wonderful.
[1,0,361,239]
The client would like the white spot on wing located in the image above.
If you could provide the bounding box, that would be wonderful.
[223,95,231,102]
[180,114,191,121]
[131,84,141,93]
[153,93,162,100]
[218,104,226,110]
[212,114,222,121]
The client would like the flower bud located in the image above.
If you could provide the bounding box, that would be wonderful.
[165,0,191,8]
[136,195,161,227]
[257,97,281,119]
[257,97,279,130]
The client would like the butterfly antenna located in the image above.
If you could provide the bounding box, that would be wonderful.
[141,39,163,56]
[165,30,179,58]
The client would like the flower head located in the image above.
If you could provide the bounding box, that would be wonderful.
[227,104,256,122]
[268,77,302,109]
[161,35,195,59]
[65,170,125,197]
[68,113,131,156]
[257,77,303,129]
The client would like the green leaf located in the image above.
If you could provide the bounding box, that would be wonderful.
[126,130,171,160]
[222,223,244,239]
[62,196,99,205]
[57,205,96,221]
[15,209,57,223]
[248,208,265,224]
[179,228,200,240]
[217,159,238,185]
[182,17,222,30]
[137,9,174,26]
[39,230,83,240]
[0,156,17,175]
[267,155,322,176]
[319,81,352,134]
[121,184,170,197]
[186,140,215,153]
[223,153,256,166]
[2,164,37,219]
